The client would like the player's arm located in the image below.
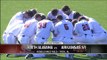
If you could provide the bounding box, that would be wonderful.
[32,22,37,35]
[59,10,69,20]
[70,22,76,35]
[88,22,94,33]
[8,12,23,25]
[73,23,79,36]
[53,24,59,37]
[50,22,57,36]
[47,11,52,20]
[72,19,78,26]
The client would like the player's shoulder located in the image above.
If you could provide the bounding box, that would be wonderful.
[79,20,87,23]
[25,19,37,23]
[65,20,73,25]
[75,22,80,26]
[65,20,71,22]
[12,11,23,19]
[47,11,52,15]
[76,20,84,25]
[88,17,97,23]
[15,11,23,16]
[58,9,64,14]
[43,19,53,23]
[55,21,59,25]
[38,19,46,23]
[72,11,76,14]
[55,20,63,26]
[62,20,70,23]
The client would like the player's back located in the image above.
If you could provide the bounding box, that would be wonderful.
[36,20,54,39]
[74,20,92,36]
[55,20,73,38]
[4,12,24,33]
[88,18,106,34]
[19,19,37,37]
[8,12,24,25]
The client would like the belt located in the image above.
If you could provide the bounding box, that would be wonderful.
[7,33,16,37]
[104,31,107,34]
[22,35,25,37]
[85,34,87,36]
[4,32,11,34]
[37,36,47,40]
[70,38,73,39]
[42,37,45,39]
[63,37,73,39]
[84,34,93,36]
[22,35,30,38]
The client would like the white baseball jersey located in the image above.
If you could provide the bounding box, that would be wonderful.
[74,20,92,36]
[17,19,37,44]
[73,20,95,44]
[36,20,54,39]
[88,18,106,34]
[4,12,32,33]
[3,23,23,44]
[18,18,37,37]
[8,12,24,25]
[3,12,32,44]
[54,20,73,38]
[54,20,75,44]
[88,18,107,44]
[8,12,32,25]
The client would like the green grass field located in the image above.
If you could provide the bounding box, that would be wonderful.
[1,0,107,60]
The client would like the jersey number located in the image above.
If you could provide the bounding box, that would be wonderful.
[64,24,69,30]
[82,24,90,31]
[38,22,47,29]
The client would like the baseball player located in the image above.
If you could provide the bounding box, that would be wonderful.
[24,13,45,59]
[47,8,68,24]
[25,13,54,59]
[18,13,47,44]
[18,13,45,45]
[17,18,37,44]
[47,8,69,47]
[35,14,54,57]
[3,9,36,44]
[2,9,37,57]
[88,17,107,44]
[85,16,107,57]
[73,16,94,44]
[54,15,74,60]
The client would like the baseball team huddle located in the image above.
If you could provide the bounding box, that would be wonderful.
[2,5,107,59]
